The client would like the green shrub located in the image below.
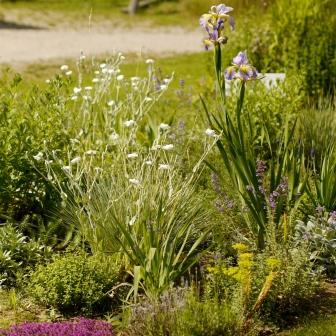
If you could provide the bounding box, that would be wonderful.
[249,0,336,97]
[204,243,321,328]
[261,245,322,326]
[297,100,336,169]
[124,288,253,336]
[0,224,52,288]
[0,71,70,226]
[27,253,121,315]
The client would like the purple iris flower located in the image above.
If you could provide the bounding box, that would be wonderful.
[199,16,208,28]
[225,51,258,81]
[233,51,249,66]
[213,4,233,15]
[237,65,258,81]
[199,4,235,47]
[225,66,237,80]
[229,16,235,31]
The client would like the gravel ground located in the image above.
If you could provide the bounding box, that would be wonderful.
[0,26,204,65]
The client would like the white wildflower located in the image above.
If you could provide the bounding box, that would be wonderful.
[116,75,124,81]
[84,86,93,91]
[94,70,100,75]
[129,216,136,226]
[60,65,69,71]
[145,160,153,165]
[70,138,80,144]
[159,164,170,170]
[162,144,174,151]
[124,120,136,127]
[92,78,100,83]
[85,150,97,156]
[73,87,81,94]
[62,166,71,173]
[127,152,139,159]
[65,71,72,76]
[144,97,153,103]
[159,123,170,130]
[33,152,43,161]
[107,100,115,107]
[205,128,216,137]
[71,95,78,101]
[70,157,81,164]
[129,178,140,185]
[160,84,168,91]
[100,63,107,68]
[109,133,119,141]
[146,59,154,64]
[151,144,161,150]
[45,79,51,84]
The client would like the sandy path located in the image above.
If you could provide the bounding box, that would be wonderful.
[0,27,203,65]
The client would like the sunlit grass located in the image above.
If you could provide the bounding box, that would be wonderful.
[284,315,336,336]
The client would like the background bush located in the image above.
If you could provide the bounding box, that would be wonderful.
[248,0,336,98]
[0,71,70,229]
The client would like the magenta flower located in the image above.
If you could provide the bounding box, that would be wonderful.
[0,318,114,336]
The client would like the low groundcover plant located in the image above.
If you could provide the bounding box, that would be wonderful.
[0,318,113,336]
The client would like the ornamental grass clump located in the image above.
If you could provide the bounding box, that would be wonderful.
[0,318,113,336]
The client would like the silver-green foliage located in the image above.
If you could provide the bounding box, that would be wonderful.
[41,55,214,301]
[296,211,336,277]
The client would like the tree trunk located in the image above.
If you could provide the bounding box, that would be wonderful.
[128,0,139,14]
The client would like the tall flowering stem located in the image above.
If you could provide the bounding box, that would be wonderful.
[200,5,306,250]
[200,4,235,104]
[214,44,226,104]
